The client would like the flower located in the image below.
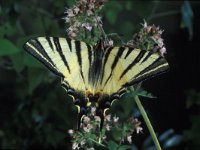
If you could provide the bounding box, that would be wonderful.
[113,115,119,123]
[65,8,75,17]
[83,116,90,124]
[94,116,101,122]
[105,124,111,131]
[105,114,111,122]
[159,47,166,57]
[136,126,143,134]
[91,107,96,116]
[64,0,105,39]
[80,140,86,146]
[82,22,93,31]
[127,21,167,57]
[87,148,95,150]
[102,135,107,140]
[83,123,93,132]
[108,40,114,46]
[72,142,80,150]
[87,9,93,16]
[73,6,80,15]
[67,26,79,37]
[127,135,132,144]
[68,129,74,136]
[128,117,143,134]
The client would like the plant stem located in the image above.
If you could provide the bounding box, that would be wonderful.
[88,137,107,148]
[134,95,162,150]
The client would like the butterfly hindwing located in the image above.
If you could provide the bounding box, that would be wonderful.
[99,46,169,95]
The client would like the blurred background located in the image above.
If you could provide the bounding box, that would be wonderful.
[0,0,200,149]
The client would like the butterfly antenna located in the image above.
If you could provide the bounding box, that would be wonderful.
[100,115,104,131]
[96,109,104,131]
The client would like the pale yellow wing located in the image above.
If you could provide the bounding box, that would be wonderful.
[24,37,93,93]
[98,46,169,95]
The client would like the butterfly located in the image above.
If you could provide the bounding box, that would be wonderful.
[24,37,169,130]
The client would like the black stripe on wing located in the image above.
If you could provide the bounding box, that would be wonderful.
[24,38,64,77]
[29,38,54,65]
[100,47,113,84]
[124,63,169,87]
[66,38,72,52]
[87,43,93,83]
[119,50,146,80]
[124,47,134,59]
[75,40,85,83]
[53,37,71,73]
[134,57,166,79]
[104,47,126,86]
[46,37,54,50]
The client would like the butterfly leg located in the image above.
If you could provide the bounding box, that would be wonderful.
[77,109,85,130]
[96,108,104,131]
[74,98,88,130]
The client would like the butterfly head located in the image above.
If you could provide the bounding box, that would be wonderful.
[86,91,102,107]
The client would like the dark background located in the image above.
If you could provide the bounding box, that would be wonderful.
[0,0,200,149]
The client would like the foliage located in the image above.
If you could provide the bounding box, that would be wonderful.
[183,89,200,149]
[0,0,197,149]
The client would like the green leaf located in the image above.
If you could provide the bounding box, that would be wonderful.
[16,36,32,48]
[0,39,20,56]
[129,87,156,99]
[0,23,17,38]
[106,10,118,25]
[66,0,75,7]
[131,1,153,18]
[181,1,193,40]
[118,145,132,150]
[23,52,43,68]
[28,68,46,95]
[119,21,134,41]
[104,1,122,25]
[10,53,25,73]
[108,141,119,150]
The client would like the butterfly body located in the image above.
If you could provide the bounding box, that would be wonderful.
[24,37,169,130]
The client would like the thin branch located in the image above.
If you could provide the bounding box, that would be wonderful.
[88,137,107,148]
[148,1,160,22]
[134,95,162,150]
[151,10,181,19]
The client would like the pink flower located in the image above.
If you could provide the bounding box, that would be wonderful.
[113,115,119,123]
[72,143,80,150]
[105,114,111,122]
[82,23,93,31]
[127,135,132,144]
[68,129,74,136]
[105,124,111,131]
[136,126,143,134]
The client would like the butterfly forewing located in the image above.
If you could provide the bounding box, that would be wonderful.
[24,37,94,93]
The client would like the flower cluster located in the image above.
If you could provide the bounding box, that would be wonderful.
[68,106,142,149]
[68,107,115,149]
[64,0,106,41]
[126,117,143,144]
[119,117,143,144]
[127,21,167,57]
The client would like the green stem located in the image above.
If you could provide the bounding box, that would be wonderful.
[134,95,162,150]
[88,137,107,148]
